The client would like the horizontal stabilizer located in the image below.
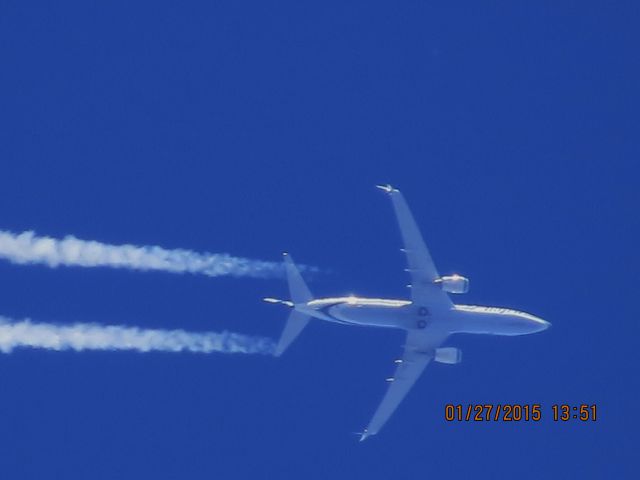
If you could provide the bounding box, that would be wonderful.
[275,310,311,357]
[283,253,312,304]
[273,253,314,356]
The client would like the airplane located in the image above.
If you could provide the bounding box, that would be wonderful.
[265,185,550,441]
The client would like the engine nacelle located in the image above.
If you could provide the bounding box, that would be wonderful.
[435,274,469,294]
[434,347,462,364]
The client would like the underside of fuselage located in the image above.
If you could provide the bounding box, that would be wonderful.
[306,297,550,336]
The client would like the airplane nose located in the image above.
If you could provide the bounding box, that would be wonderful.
[534,318,551,332]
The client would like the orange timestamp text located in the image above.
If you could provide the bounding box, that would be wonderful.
[444,404,597,422]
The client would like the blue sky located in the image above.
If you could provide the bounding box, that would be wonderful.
[0,1,637,478]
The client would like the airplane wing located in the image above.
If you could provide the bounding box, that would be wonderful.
[360,328,448,440]
[378,185,453,311]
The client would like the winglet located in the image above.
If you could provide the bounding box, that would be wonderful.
[352,429,372,442]
[376,184,399,194]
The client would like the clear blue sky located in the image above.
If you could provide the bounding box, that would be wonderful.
[0,1,637,478]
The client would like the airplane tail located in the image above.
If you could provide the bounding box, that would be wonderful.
[283,253,312,304]
[271,253,312,357]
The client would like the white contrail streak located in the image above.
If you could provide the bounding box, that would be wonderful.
[0,317,275,355]
[0,230,285,278]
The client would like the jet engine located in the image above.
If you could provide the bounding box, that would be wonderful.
[435,274,470,294]
[434,347,462,364]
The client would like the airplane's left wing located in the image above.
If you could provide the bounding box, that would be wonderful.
[360,328,448,441]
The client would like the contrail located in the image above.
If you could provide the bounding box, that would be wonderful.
[0,230,285,278]
[0,316,275,355]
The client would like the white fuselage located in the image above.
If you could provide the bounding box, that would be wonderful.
[304,296,550,336]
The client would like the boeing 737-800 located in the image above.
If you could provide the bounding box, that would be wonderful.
[264,185,550,440]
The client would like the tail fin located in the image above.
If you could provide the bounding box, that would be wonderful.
[274,253,312,356]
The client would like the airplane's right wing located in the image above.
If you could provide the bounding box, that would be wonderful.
[360,328,449,440]
[378,185,453,311]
